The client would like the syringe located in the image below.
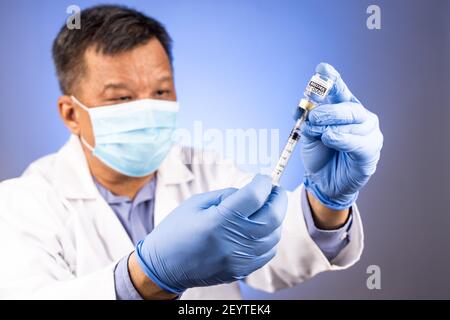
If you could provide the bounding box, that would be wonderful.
[271,72,335,185]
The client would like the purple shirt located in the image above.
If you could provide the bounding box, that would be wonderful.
[95,178,156,245]
[94,180,352,300]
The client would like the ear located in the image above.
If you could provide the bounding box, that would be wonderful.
[58,95,81,135]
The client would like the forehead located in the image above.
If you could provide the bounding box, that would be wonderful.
[83,38,173,88]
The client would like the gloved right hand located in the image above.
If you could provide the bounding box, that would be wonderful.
[135,174,287,294]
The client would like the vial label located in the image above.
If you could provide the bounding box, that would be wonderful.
[306,75,332,98]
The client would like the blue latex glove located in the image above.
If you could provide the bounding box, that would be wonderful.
[135,174,287,294]
[298,63,383,210]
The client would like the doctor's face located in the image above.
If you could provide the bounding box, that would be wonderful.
[60,37,176,145]
[57,38,177,179]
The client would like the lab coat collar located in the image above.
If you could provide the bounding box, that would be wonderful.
[53,135,195,200]
[157,145,195,185]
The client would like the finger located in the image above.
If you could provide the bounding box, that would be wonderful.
[308,102,368,126]
[248,245,278,272]
[230,245,278,280]
[238,227,282,256]
[321,126,383,161]
[248,186,288,232]
[187,188,237,209]
[218,185,286,240]
[231,244,278,280]
[300,121,325,139]
[302,112,378,137]
[219,174,272,218]
[315,62,360,104]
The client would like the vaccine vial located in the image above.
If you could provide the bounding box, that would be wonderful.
[297,73,335,118]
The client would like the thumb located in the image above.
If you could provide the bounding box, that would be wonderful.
[218,174,272,218]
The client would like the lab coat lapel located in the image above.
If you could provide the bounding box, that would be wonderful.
[52,135,134,260]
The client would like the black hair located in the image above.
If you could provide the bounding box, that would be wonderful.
[52,4,173,94]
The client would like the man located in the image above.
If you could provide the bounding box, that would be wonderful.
[0,5,382,299]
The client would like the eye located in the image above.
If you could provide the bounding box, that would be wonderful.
[113,96,132,102]
[114,96,132,101]
[155,89,170,97]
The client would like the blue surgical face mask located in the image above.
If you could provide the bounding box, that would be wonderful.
[71,96,179,177]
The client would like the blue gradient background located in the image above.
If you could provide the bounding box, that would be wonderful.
[0,0,449,298]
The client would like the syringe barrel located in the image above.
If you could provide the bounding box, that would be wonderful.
[271,132,299,185]
[271,116,305,185]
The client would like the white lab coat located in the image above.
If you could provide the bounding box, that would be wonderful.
[0,135,363,299]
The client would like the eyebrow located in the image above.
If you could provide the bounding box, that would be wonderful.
[101,75,173,93]
[157,75,173,82]
[102,83,130,93]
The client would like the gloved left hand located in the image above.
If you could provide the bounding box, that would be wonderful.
[299,63,383,210]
